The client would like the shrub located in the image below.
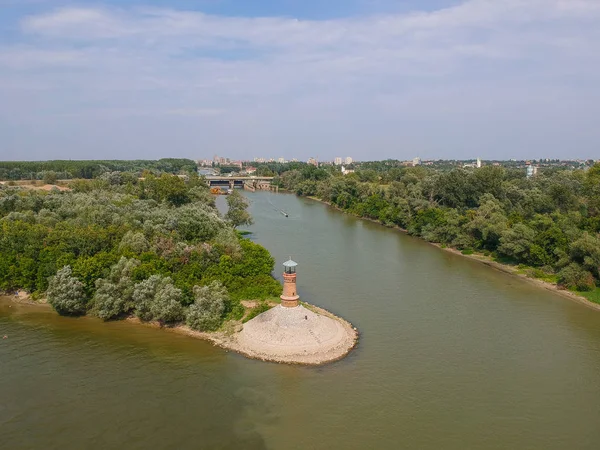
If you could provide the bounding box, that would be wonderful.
[558,263,596,291]
[42,171,58,185]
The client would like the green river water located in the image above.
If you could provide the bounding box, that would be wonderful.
[1,191,600,450]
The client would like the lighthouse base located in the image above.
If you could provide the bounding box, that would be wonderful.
[280,295,300,308]
[236,304,358,365]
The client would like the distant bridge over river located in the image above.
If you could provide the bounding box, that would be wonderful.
[204,176,276,191]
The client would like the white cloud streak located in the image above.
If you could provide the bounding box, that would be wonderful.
[1,0,599,160]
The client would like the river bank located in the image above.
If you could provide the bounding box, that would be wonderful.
[0,294,358,365]
[304,195,600,312]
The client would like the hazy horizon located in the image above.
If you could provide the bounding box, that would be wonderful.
[1,0,599,161]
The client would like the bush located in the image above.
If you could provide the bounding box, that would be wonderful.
[186,281,229,331]
[47,266,88,316]
[558,263,596,291]
[42,171,58,185]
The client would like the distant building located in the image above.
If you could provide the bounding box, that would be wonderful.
[341,166,355,175]
[278,157,285,164]
[307,157,318,167]
[476,158,482,168]
[345,157,353,165]
[413,157,421,166]
[334,157,343,166]
[526,165,538,178]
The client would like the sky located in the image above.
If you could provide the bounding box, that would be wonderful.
[0,0,599,162]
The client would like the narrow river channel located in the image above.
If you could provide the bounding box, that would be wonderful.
[2,191,600,450]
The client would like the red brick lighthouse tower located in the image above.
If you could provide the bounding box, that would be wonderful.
[281,259,300,308]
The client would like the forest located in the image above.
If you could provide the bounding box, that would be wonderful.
[273,162,600,302]
[0,172,281,331]
[0,158,197,181]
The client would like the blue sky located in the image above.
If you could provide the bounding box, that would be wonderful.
[1,0,599,161]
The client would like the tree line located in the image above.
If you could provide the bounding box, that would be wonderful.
[0,171,281,331]
[0,159,198,181]
[273,163,600,299]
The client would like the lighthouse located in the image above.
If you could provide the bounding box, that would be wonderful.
[280,259,300,308]
[238,255,358,364]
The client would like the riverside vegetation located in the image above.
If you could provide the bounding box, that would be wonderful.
[268,161,600,304]
[0,158,198,182]
[0,171,281,331]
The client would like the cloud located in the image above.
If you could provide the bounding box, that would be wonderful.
[1,0,600,160]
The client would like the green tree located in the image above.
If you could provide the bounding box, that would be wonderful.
[47,266,88,316]
[150,282,185,324]
[466,194,508,250]
[132,275,171,321]
[91,257,140,320]
[186,281,229,331]
[498,223,536,263]
[118,231,149,254]
[225,190,253,229]
[42,171,58,185]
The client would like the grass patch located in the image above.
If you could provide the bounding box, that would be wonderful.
[461,248,474,255]
[242,301,272,323]
[524,267,559,284]
[267,296,281,305]
[579,287,600,304]
[237,230,252,236]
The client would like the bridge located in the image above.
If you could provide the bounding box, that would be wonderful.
[204,176,276,192]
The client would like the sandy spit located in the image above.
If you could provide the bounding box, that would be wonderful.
[1,291,358,365]
[128,303,359,366]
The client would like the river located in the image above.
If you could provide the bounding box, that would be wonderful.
[2,191,600,449]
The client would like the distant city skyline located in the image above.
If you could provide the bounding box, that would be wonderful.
[1,0,599,161]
